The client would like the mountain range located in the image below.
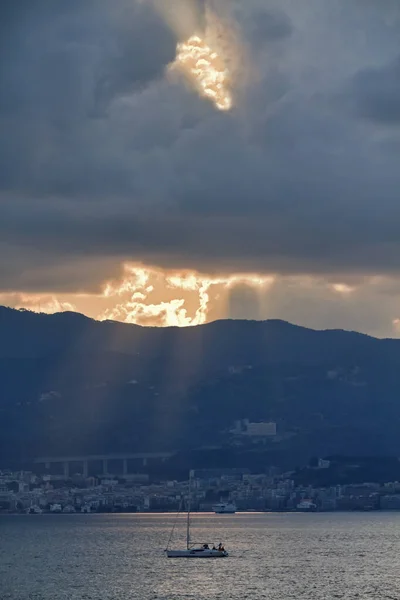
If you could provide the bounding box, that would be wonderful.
[1,305,400,472]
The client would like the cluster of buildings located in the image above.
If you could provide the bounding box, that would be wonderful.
[230,420,277,438]
[2,466,400,514]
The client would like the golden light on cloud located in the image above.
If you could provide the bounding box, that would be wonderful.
[173,34,232,111]
[4,267,400,338]
[331,283,355,295]
[0,293,76,314]
[99,264,274,327]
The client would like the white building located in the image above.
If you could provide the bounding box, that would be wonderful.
[245,421,277,437]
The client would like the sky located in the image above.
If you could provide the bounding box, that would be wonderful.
[1,0,400,336]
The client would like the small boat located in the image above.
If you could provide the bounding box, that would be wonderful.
[26,505,42,514]
[296,499,317,512]
[213,501,237,514]
[165,471,228,558]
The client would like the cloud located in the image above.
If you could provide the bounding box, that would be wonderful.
[232,2,293,48]
[1,0,400,341]
[3,262,400,338]
[346,56,400,124]
[255,275,399,338]
[95,264,400,338]
[0,292,75,314]
[98,263,272,326]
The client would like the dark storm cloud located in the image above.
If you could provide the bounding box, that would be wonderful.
[347,56,400,124]
[236,5,293,47]
[0,0,178,188]
[0,0,177,111]
[1,0,400,292]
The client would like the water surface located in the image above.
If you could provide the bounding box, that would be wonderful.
[1,512,400,599]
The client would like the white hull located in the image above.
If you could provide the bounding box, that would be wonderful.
[27,506,42,514]
[213,503,237,514]
[166,549,228,558]
[166,472,229,559]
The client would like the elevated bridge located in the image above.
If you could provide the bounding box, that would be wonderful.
[33,452,174,478]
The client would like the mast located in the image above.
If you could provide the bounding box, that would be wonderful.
[186,470,193,549]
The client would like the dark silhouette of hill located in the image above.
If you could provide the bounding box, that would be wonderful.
[1,305,400,470]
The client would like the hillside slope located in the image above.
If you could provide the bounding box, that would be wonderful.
[1,306,400,469]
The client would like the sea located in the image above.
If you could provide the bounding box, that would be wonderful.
[1,512,400,600]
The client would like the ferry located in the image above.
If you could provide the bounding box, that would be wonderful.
[296,499,317,512]
[212,502,237,514]
[26,505,42,514]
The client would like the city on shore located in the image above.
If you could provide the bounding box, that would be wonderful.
[3,456,400,514]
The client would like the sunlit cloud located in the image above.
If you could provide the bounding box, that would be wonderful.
[103,267,151,298]
[0,293,75,314]
[331,283,355,295]
[3,267,400,338]
[164,2,238,112]
[172,34,232,110]
[99,264,274,327]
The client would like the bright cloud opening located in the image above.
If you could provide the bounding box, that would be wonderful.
[99,264,274,327]
[173,34,232,111]
[331,283,355,295]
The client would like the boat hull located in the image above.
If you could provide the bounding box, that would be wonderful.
[212,503,237,514]
[166,549,228,558]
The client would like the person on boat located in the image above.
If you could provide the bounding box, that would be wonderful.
[212,545,216,550]
[202,543,209,550]
[218,543,225,552]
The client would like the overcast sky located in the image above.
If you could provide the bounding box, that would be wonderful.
[1,0,400,336]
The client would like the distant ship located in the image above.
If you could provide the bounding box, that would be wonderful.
[212,502,237,514]
[296,500,317,512]
[26,505,42,514]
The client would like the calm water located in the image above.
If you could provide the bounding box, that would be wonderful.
[1,512,400,599]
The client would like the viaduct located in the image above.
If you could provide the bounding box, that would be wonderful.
[33,452,174,478]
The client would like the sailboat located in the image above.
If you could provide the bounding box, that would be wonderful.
[165,471,229,558]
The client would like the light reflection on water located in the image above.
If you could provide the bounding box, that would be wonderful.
[1,512,400,599]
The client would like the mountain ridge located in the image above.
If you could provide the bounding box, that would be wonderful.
[1,305,400,471]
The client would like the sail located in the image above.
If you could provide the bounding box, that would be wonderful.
[165,469,228,558]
